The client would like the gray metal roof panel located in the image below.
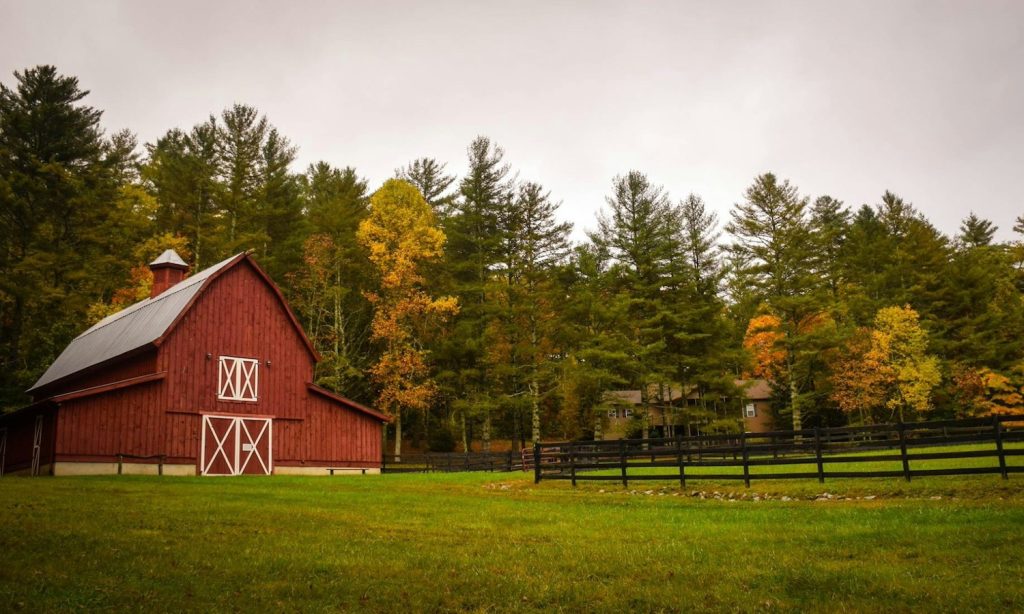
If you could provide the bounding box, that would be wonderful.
[29,254,241,393]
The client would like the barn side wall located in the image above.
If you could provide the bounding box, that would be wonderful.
[47,260,381,472]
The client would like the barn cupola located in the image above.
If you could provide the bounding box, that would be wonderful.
[149,249,189,298]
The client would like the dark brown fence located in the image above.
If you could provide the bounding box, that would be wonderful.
[533,415,1024,486]
[383,450,526,474]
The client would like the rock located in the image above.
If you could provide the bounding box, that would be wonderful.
[780,496,792,502]
[863,495,876,501]
[598,489,605,493]
[930,495,942,500]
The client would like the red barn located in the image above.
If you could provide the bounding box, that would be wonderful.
[0,250,387,476]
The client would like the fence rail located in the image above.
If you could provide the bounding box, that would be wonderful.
[533,415,1024,486]
[383,450,527,474]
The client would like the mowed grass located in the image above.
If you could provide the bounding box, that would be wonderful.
[2,464,1024,612]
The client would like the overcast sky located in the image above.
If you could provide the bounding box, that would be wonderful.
[2,0,1022,242]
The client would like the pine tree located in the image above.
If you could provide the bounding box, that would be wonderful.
[808,195,850,301]
[727,172,821,430]
[501,181,572,444]
[958,212,997,248]
[0,66,129,409]
[441,136,515,450]
[671,194,739,425]
[396,157,457,217]
[591,171,680,437]
[291,162,374,401]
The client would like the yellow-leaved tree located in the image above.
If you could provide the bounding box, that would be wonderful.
[873,305,941,420]
[830,305,941,422]
[357,179,458,460]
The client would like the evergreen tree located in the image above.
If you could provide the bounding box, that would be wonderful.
[290,162,374,401]
[591,171,680,437]
[440,136,515,449]
[958,212,997,248]
[727,172,822,430]
[396,157,457,217]
[671,194,739,425]
[0,66,131,409]
[808,195,850,301]
[500,181,572,444]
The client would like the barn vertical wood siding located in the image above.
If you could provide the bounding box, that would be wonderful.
[8,257,383,475]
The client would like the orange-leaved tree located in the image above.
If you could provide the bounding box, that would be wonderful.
[357,179,458,459]
[743,313,787,383]
[829,328,891,424]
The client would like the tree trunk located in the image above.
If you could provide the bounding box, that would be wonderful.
[461,412,469,453]
[530,379,541,445]
[789,369,802,432]
[482,410,491,452]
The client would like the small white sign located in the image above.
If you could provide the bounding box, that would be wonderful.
[242,443,254,452]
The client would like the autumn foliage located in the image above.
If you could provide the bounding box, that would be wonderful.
[357,179,458,455]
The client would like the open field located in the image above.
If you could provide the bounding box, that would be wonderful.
[2,469,1024,612]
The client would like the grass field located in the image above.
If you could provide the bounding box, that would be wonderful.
[2,466,1024,612]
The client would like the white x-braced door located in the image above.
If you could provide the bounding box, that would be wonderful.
[200,415,272,476]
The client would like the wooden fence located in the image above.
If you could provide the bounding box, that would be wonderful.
[383,450,527,474]
[533,415,1024,486]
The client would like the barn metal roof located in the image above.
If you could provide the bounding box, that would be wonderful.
[29,254,241,393]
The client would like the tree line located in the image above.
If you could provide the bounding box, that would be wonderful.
[2,66,1023,455]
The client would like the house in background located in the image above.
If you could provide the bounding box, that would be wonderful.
[0,250,388,477]
[604,378,774,438]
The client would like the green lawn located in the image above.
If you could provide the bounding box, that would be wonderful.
[2,469,1023,612]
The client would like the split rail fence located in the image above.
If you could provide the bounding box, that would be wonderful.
[532,415,1024,486]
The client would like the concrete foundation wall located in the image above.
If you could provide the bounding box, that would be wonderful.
[52,462,196,476]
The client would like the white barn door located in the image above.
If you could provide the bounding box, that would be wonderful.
[200,415,272,476]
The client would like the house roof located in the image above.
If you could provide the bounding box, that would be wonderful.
[29,252,319,394]
[605,379,772,405]
[605,386,683,406]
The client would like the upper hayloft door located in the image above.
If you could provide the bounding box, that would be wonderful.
[200,414,272,476]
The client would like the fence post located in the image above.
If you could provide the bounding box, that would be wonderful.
[569,442,577,487]
[620,439,628,488]
[676,434,685,488]
[898,421,911,482]
[507,450,513,472]
[381,450,387,474]
[159,455,164,477]
[533,442,541,484]
[994,416,1008,480]
[814,427,824,484]
[117,454,123,476]
[741,431,750,488]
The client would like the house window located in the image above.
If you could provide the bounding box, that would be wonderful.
[607,408,618,418]
[623,407,632,418]
[218,356,259,402]
[744,403,756,418]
